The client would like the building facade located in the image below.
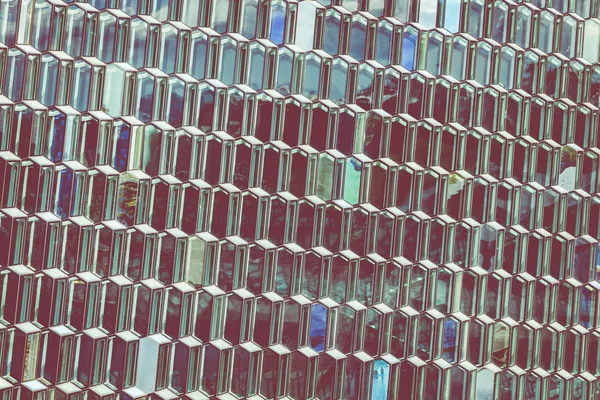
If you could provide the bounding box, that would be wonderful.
[0,0,600,399]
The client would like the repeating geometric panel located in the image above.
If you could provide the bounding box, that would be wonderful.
[0,0,599,399]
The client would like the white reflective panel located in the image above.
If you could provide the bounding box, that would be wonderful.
[583,19,600,63]
[135,334,171,393]
[295,1,318,51]
[418,0,438,29]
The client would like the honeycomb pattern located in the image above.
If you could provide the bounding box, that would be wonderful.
[0,0,600,399]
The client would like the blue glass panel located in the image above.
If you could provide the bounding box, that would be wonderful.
[310,303,327,352]
[442,318,457,363]
[113,124,131,172]
[56,168,73,218]
[371,360,390,400]
[401,33,417,71]
[270,3,286,45]
[49,113,66,162]
[350,20,366,61]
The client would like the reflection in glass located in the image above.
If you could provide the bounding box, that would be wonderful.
[310,303,327,352]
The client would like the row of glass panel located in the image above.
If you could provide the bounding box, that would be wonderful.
[2,293,600,397]
[2,275,600,390]
[3,138,600,223]
[3,165,600,260]
[3,33,600,110]
[3,54,599,152]
[2,218,600,325]
[1,0,599,58]
[2,93,600,182]
[2,357,599,400]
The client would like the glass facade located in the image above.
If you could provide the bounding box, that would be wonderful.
[0,0,599,399]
